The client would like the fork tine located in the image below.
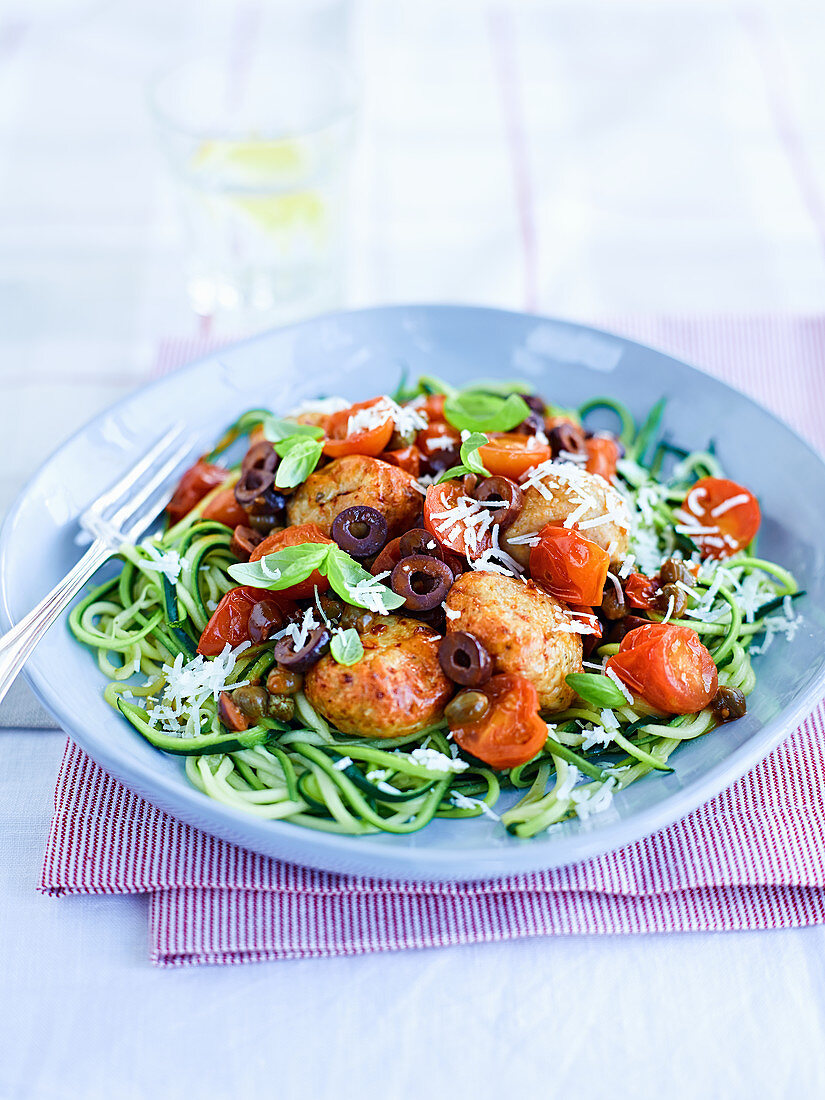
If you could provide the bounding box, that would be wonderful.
[88,423,187,516]
[121,471,194,543]
[107,438,197,532]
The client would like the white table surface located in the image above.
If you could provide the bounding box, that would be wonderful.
[2,0,825,1096]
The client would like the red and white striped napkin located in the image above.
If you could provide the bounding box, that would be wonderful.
[40,315,825,967]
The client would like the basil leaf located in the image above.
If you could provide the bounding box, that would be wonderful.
[326,548,406,612]
[274,437,324,488]
[435,432,490,483]
[464,379,534,396]
[330,628,364,666]
[443,391,531,433]
[227,543,330,589]
[263,416,324,443]
[565,673,628,709]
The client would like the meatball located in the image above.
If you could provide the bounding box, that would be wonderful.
[502,464,630,566]
[444,572,582,713]
[304,615,453,738]
[287,455,421,539]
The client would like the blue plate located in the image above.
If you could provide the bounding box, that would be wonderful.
[2,305,824,881]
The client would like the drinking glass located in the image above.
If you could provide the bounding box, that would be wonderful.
[151,47,356,328]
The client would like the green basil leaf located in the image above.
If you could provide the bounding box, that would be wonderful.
[435,465,470,484]
[330,628,364,666]
[565,673,628,709]
[326,548,406,612]
[274,437,324,488]
[443,391,531,433]
[464,379,534,396]
[416,374,458,398]
[263,416,324,443]
[435,432,490,484]
[227,543,331,590]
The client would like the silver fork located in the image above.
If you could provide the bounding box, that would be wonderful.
[0,424,196,707]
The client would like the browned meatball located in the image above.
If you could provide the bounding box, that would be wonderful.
[304,615,454,737]
[286,455,422,539]
[444,572,582,713]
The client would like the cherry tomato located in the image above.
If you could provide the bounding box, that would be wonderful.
[450,673,548,770]
[166,460,227,525]
[249,523,334,599]
[529,525,610,606]
[416,422,462,475]
[477,433,552,480]
[201,487,248,528]
[323,398,394,458]
[380,445,422,477]
[423,481,493,560]
[606,622,718,714]
[197,585,281,656]
[419,393,447,422]
[370,536,403,576]
[624,572,661,610]
[679,477,761,559]
[568,604,603,638]
[585,435,620,481]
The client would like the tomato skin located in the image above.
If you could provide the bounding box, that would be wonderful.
[477,433,553,480]
[624,572,661,610]
[323,398,394,458]
[450,673,548,770]
[166,460,227,525]
[416,422,462,475]
[679,476,761,559]
[198,586,279,656]
[423,481,493,559]
[201,487,248,528]
[380,446,422,477]
[419,394,447,422]
[585,436,620,481]
[249,523,334,599]
[606,623,718,714]
[529,525,610,606]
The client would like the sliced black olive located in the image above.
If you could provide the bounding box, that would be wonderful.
[399,527,442,560]
[230,524,264,561]
[548,422,587,459]
[234,466,275,507]
[711,686,747,723]
[272,625,331,673]
[472,476,523,530]
[331,506,388,558]
[246,485,287,518]
[438,631,493,687]
[514,410,546,436]
[247,600,287,644]
[391,555,453,611]
[444,690,490,727]
[242,440,278,475]
[606,615,650,645]
[521,393,547,416]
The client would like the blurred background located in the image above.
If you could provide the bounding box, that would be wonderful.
[2,0,824,515]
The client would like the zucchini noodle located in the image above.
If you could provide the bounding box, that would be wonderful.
[68,396,802,839]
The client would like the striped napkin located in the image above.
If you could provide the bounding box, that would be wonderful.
[40,315,825,967]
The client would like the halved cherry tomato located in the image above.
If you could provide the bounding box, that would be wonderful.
[419,393,446,422]
[585,435,620,482]
[166,460,227,525]
[568,604,603,638]
[323,398,394,458]
[450,673,548,770]
[624,572,661,610]
[370,536,403,576]
[477,433,552,480]
[423,481,493,560]
[416,422,462,475]
[679,476,761,559]
[202,487,248,528]
[198,585,289,656]
[380,446,422,477]
[606,622,718,714]
[250,523,334,599]
[529,525,610,606]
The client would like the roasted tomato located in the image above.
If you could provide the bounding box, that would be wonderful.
[529,525,610,606]
[197,585,293,656]
[166,460,227,525]
[249,523,334,599]
[450,673,548,770]
[323,398,394,458]
[423,481,493,560]
[419,393,447,422]
[606,623,718,714]
[585,436,620,482]
[678,477,761,559]
[380,446,422,477]
[201,487,248,528]
[477,434,552,480]
[416,422,462,475]
[624,572,661,610]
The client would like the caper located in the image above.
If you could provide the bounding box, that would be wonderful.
[444,690,490,727]
[318,593,345,624]
[600,582,627,621]
[268,694,296,722]
[654,583,688,618]
[710,686,747,723]
[339,605,378,633]
[660,558,695,588]
[266,666,303,695]
[231,685,270,722]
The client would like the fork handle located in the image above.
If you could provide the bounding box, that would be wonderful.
[0,540,113,711]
